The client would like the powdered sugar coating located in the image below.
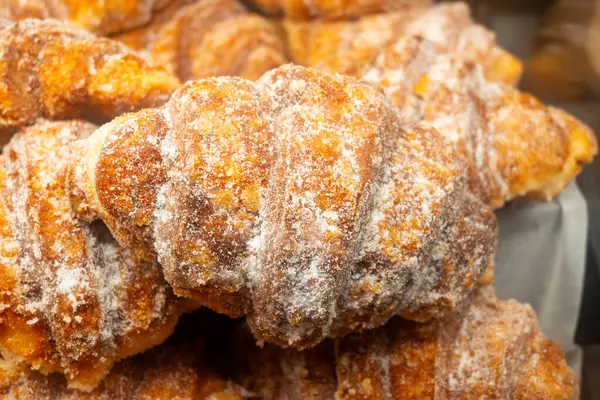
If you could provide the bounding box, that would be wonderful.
[115,0,288,82]
[74,64,496,348]
[0,19,179,130]
[0,120,189,391]
[0,0,171,35]
[234,287,577,400]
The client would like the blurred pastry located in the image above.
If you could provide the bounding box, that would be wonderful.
[247,0,433,20]
[0,120,192,391]
[0,341,245,399]
[0,0,171,35]
[0,19,179,130]
[69,64,497,348]
[114,0,287,81]
[233,287,578,400]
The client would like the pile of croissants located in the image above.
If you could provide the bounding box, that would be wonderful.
[0,0,596,399]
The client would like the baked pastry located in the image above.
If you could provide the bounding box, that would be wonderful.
[284,2,522,86]
[233,286,578,400]
[247,0,433,20]
[0,0,171,35]
[362,34,598,208]
[0,341,245,399]
[0,19,179,130]
[0,120,192,391]
[114,0,288,81]
[69,64,497,348]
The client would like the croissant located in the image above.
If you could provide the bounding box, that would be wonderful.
[0,0,171,35]
[113,0,288,82]
[247,0,433,20]
[0,341,245,399]
[232,286,578,400]
[0,120,193,391]
[361,34,598,208]
[0,19,179,130]
[68,64,497,348]
[284,2,523,86]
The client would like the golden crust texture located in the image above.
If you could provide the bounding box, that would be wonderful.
[70,64,497,348]
[0,341,245,399]
[0,0,171,35]
[0,19,180,130]
[114,0,288,81]
[0,120,192,391]
[361,31,597,208]
[284,2,522,86]
[247,0,433,20]
[233,287,578,400]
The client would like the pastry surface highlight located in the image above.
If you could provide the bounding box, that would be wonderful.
[233,287,578,400]
[0,19,179,130]
[114,0,288,81]
[70,64,497,348]
[0,341,245,399]
[0,0,171,35]
[0,120,191,391]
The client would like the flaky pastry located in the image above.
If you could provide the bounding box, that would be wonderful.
[361,34,597,208]
[114,0,287,81]
[0,120,192,391]
[0,19,179,130]
[0,0,171,35]
[233,287,578,400]
[69,64,497,348]
[284,2,522,86]
[0,341,244,399]
[247,0,433,20]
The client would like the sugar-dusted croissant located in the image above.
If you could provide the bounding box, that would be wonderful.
[0,120,193,391]
[69,64,497,348]
[362,34,598,208]
[0,19,179,130]
[0,341,245,399]
[247,0,432,20]
[114,0,288,82]
[232,286,578,400]
[284,2,522,86]
[0,0,171,35]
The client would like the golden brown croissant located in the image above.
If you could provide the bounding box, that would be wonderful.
[113,0,288,82]
[284,2,522,86]
[247,0,433,20]
[232,287,578,400]
[0,0,171,35]
[0,120,192,391]
[0,19,179,130]
[69,64,497,348]
[0,341,245,399]
[361,34,597,208]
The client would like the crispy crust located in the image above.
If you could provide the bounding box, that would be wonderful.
[0,120,192,391]
[0,19,179,130]
[70,64,497,348]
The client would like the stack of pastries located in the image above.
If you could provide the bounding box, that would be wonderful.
[0,1,596,399]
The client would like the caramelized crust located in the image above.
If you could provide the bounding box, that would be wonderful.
[0,120,191,391]
[0,19,179,130]
[114,0,287,81]
[362,34,597,208]
[71,64,497,348]
[233,287,578,400]
[0,0,171,35]
[247,0,433,20]
[284,2,522,86]
[0,342,245,399]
